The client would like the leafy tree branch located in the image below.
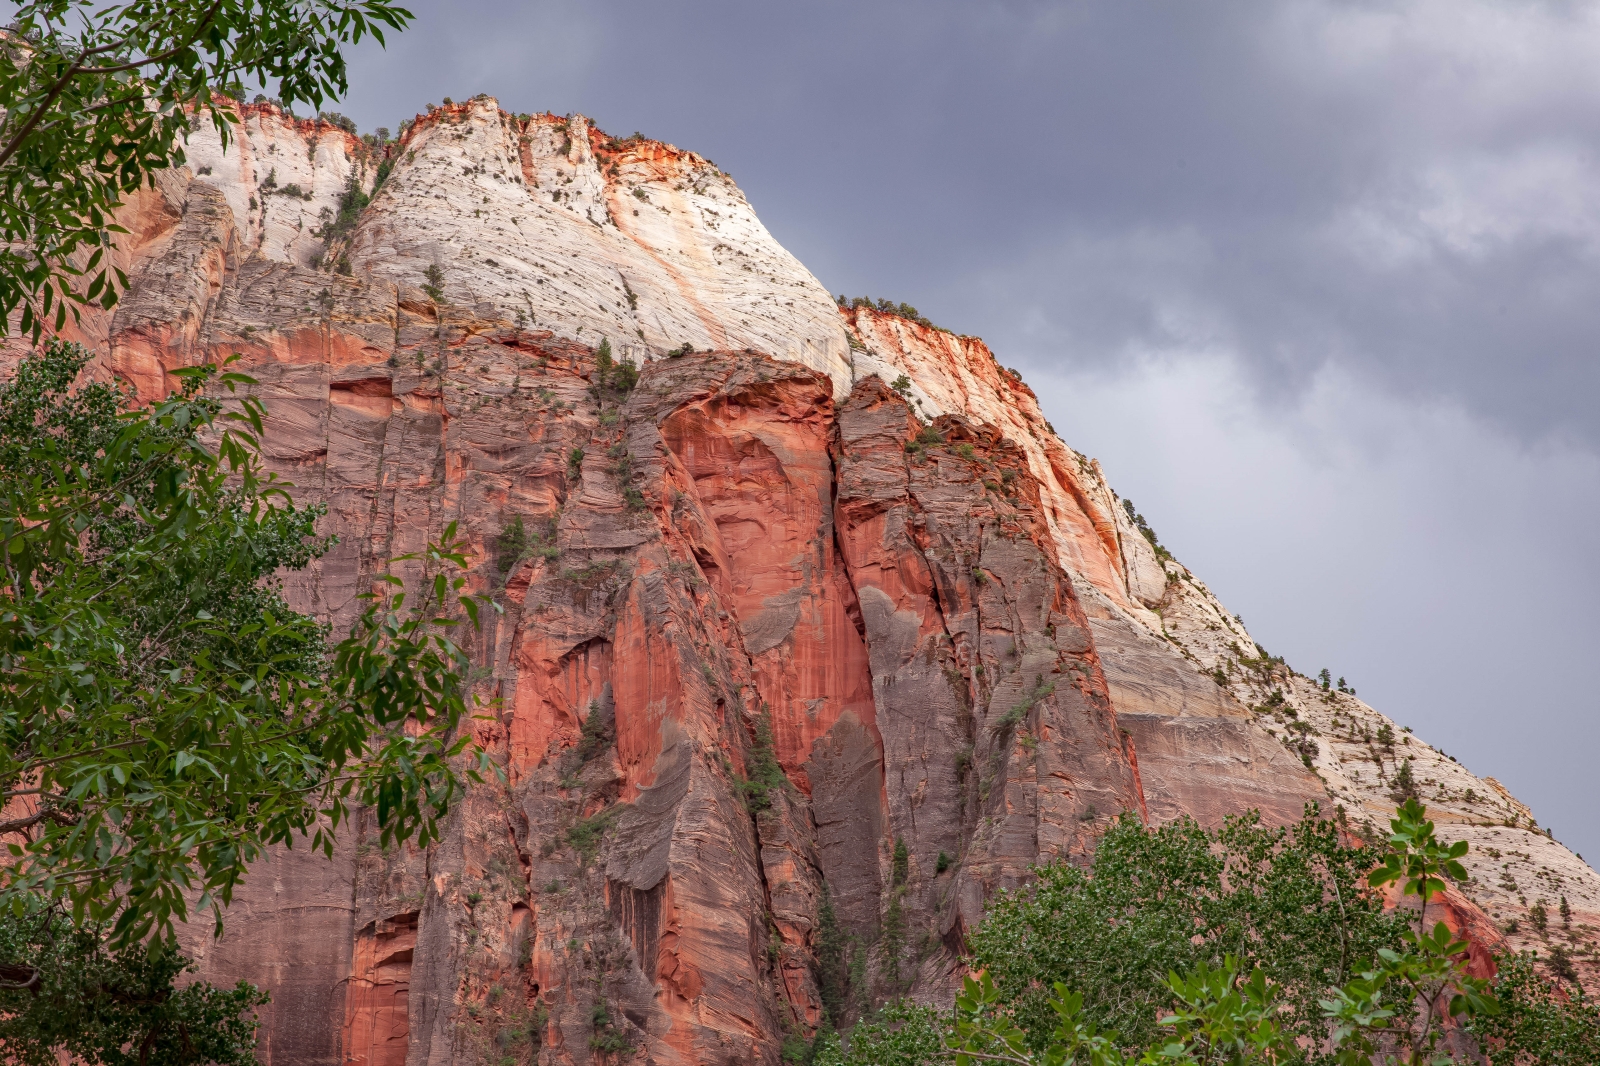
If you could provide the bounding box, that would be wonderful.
[0,0,412,338]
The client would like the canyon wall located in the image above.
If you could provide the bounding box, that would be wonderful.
[7,95,1597,1065]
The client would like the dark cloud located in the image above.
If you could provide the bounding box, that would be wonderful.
[340,0,1600,446]
[336,1,1600,856]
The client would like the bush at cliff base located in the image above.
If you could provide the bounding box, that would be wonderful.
[819,800,1598,1066]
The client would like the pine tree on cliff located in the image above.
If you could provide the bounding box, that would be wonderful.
[877,838,912,996]
[1390,757,1420,804]
[816,886,853,1027]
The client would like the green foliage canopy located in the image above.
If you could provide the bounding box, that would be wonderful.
[818,801,1577,1066]
[0,341,490,946]
[967,807,1405,1059]
[1472,951,1600,1064]
[0,905,266,1065]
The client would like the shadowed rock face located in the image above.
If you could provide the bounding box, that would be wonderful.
[830,382,1143,961]
[1075,581,1325,829]
[6,94,1595,1064]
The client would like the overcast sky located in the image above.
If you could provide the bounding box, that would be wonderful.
[332,0,1600,862]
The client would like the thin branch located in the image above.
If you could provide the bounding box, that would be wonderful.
[18,86,158,141]
[0,805,73,836]
[13,734,148,774]
[64,9,227,78]
[0,962,40,990]
[0,0,225,169]
[940,1049,1033,1066]
[0,810,45,836]
[1331,864,1348,984]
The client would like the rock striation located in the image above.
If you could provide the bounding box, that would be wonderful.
[7,94,1597,1064]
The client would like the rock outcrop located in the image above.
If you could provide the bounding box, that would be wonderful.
[7,94,1596,1064]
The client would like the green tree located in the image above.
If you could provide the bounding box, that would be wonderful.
[967,806,1405,1059]
[1318,798,1498,1065]
[1472,951,1600,1063]
[817,884,855,1027]
[0,904,267,1065]
[0,0,412,339]
[421,262,445,303]
[0,341,491,947]
[880,837,912,996]
[590,337,638,407]
[737,706,786,812]
[813,1000,943,1066]
[496,514,528,575]
[835,801,1519,1066]
[317,173,370,258]
[1389,759,1419,804]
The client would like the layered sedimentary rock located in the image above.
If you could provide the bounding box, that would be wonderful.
[841,309,1328,831]
[7,93,1597,1064]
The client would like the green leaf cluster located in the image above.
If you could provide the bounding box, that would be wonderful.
[0,0,412,339]
[1320,799,1499,1065]
[968,806,1404,1058]
[815,999,943,1066]
[0,341,491,946]
[1470,951,1600,1063]
[0,905,265,1065]
[833,800,1598,1065]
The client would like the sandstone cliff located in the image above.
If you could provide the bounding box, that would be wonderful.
[8,95,1596,1065]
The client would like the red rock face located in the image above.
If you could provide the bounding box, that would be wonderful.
[843,308,1131,614]
[839,305,1328,834]
[8,100,1589,1063]
[76,259,1152,1059]
[657,374,875,791]
[344,912,419,1066]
